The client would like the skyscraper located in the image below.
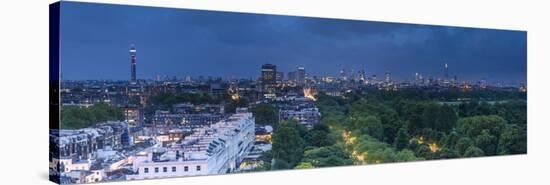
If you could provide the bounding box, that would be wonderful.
[339,69,347,81]
[261,64,277,85]
[130,44,137,83]
[288,71,297,83]
[358,69,366,82]
[444,63,449,79]
[276,71,284,84]
[297,67,306,85]
[385,71,392,83]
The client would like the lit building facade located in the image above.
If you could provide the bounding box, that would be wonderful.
[126,111,255,180]
[130,45,137,83]
[279,108,321,128]
[261,64,277,85]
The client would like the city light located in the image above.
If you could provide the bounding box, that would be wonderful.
[428,142,440,152]
[231,93,240,100]
[228,86,240,100]
[51,3,527,183]
[303,87,317,101]
[342,130,367,164]
[416,136,440,152]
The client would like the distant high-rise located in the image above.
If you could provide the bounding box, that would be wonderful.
[288,71,297,83]
[357,69,366,82]
[339,69,347,81]
[261,64,277,85]
[130,45,137,83]
[276,71,284,83]
[385,71,392,83]
[297,67,306,85]
[444,63,449,79]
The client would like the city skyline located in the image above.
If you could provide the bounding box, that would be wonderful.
[60,2,526,83]
[50,2,528,184]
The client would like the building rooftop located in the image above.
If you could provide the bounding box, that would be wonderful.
[141,112,254,163]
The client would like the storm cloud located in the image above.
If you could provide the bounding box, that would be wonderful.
[60,2,526,83]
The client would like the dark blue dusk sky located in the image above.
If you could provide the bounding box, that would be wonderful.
[59,2,527,83]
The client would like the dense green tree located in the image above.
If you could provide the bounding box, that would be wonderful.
[367,148,397,164]
[415,145,432,160]
[366,149,389,164]
[422,103,440,130]
[395,149,421,162]
[348,99,401,143]
[320,111,347,126]
[421,128,445,144]
[272,123,306,168]
[420,103,457,132]
[458,101,479,117]
[441,131,460,149]
[475,129,498,155]
[301,145,354,167]
[352,116,384,141]
[60,103,124,129]
[498,125,527,154]
[312,123,330,133]
[457,115,507,138]
[463,146,485,157]
[311,88,526,167]
[305,129,334,147]
[407,138,421,152]
[456,137,474,156]
[403,102,427,134]
[285,120,308,138]
[474,102,495,116]
[436,105,458,132]
[272,159,290,170]
[383,119,405,144]
[250,103,278,125]
[294,162,314,169]
[434,147,460,159]
[495,101,527,125]
[354,135,391,155]
[394,126,410,151]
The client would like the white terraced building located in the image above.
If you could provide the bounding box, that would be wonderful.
[126,110,255,180]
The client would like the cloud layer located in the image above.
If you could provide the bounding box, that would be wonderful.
[60,2,526,83]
